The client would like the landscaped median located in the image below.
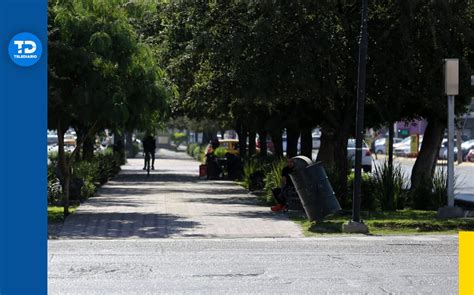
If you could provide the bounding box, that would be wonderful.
[290,210,474,235]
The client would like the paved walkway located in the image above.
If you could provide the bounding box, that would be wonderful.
[59,149,303,239]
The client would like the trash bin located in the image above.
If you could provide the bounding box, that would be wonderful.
[286,156,312,210]
[291,156,312,169]
[289,162,341,221]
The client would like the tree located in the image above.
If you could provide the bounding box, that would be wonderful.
[48,0,170,217]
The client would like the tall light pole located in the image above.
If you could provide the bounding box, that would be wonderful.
[343,0,369,233]
[438,59,464,219]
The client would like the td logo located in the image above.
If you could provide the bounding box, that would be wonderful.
[8,32,43,67]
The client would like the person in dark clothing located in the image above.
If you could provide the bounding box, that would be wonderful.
[271,158,295,212]
[142,134,156,170]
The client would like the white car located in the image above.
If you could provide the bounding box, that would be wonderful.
[374,137,403,154]
[393,136,423,156]
[347,139,372,173]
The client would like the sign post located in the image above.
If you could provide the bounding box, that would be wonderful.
[438,59,464,218]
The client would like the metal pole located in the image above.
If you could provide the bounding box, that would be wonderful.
[456,128,463,164]
[447,95,455,206]
[353,0,368,222]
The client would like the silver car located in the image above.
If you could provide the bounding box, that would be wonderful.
[347,139,372,173]
[374,137,403,154]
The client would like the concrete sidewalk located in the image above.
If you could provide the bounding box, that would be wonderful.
[59,149,303,239]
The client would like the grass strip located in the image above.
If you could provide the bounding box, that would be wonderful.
[48,206,78,223]
[290,209,474,235]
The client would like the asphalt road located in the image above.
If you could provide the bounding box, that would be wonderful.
[48,235,458,294]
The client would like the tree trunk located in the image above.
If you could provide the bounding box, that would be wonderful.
[125,132,134,158]
[258,130,268,156]
[286,127,299,158]
[317,123,351,209]
[300,127,313,159]
[82,134,94,161]
[202,131,213,146]
[316,129,335,168]
[248,131,256,156]
[410,120,445,190]
[57,127,70,218]
[388,121,394,170]
[333,129,350,209]
[236,125,248,159]
[270,129,283,158]
[113,133,125,164]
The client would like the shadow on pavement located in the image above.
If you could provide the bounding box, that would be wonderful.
[207,210,293,220]
[111,172,200,184]
[184,196,262,206]
[80,198,156,208]
[60,212,201,239]
[98,187,160,197]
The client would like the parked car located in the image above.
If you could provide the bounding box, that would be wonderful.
[454,139,474,160]
[393,136,423,157]
[464,149,474,162]
[466,149,474,162]
[374,137,403,154]
[47,134,58,145]
[347,139,372,173]
[438,138,460,159]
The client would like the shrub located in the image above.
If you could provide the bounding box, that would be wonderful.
[47,147,123,206]
[242,158,260,190]
[48,151,59,164]
[129,142,140,158]
[371,161,408,210]
[96,148,122,184]
[213,147,228,158]
[72,161,100,201]
[172,132,187,150]
[263,158,287,203]
[187,143,198,156]
[410,166,456,210]
[347,171,378,211]
[48,164,62,205]
[191,145,206,163]
[432,167,449,207]
[192,145,202,160]
[73,161,100,184]
[326,164,351,209]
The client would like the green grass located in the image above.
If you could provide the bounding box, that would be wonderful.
[290,209,474,236]
[48,206,78,223]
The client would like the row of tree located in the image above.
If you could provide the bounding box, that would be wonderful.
[48,0,172,214]
[47,0,474,211]
[142,1,473,207]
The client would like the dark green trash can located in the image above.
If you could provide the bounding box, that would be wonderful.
[286,156,312,210]
[289,162,341,221]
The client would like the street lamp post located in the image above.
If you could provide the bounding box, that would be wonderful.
[343,0,369,233]
[438,59,464,219]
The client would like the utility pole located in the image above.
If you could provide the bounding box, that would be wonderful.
[343,0,369,233]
